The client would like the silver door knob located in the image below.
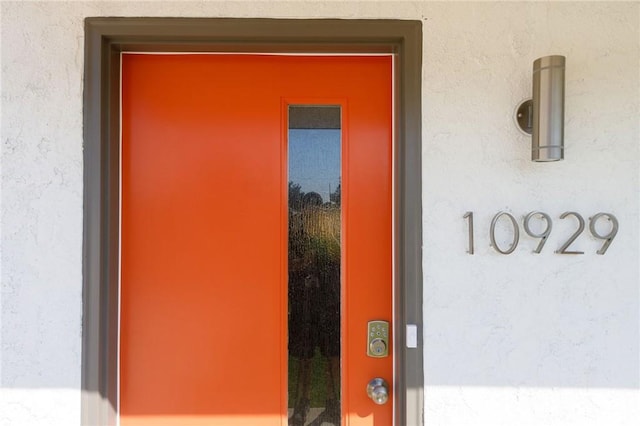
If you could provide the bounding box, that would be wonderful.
[366,378,389,405]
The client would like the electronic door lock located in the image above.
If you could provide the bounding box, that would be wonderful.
[367,320,389,357]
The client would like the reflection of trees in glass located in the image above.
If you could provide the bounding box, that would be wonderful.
[289,182,305,211]
[329,179,341,206]
[289,179,341,209]
[288,181,340,264]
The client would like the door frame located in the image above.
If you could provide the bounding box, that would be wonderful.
[82,17,423,426]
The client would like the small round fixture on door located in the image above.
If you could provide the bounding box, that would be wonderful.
[366,378,389,405]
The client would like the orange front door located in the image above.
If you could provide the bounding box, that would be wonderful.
[120,54,392,426]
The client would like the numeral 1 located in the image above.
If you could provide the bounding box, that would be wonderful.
[463,211,474,255]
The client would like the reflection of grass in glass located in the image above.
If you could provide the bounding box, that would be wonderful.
[288,350,340,408]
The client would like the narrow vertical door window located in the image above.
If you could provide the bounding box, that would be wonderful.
[288,106,342,426]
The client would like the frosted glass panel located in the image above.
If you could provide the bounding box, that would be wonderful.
[288,106,341,426]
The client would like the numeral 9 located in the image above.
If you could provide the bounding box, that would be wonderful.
[523,211,552,254]
[589,213,619,255]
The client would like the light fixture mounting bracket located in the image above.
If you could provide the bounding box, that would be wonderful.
[515,98,533,136]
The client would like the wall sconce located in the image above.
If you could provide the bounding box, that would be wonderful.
[515,55,566,162]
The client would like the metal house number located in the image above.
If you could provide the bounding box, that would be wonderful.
[464,211,618,255]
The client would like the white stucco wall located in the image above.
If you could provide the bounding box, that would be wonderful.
[1,1,638,426]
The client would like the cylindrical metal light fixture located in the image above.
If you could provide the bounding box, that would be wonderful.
[532,55,565,161]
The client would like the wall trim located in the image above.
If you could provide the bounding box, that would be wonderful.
[82,17,423,426]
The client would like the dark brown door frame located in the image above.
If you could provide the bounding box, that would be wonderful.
[82,17,423,426]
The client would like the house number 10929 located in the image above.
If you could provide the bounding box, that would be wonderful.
[463,211,618,255]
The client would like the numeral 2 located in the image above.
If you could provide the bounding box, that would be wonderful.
[556,212,585,254]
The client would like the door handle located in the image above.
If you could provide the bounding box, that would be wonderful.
[366,378,389,405]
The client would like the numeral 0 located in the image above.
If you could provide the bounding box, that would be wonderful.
[489,212,519,255]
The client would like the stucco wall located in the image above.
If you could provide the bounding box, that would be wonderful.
[1,1,638,425]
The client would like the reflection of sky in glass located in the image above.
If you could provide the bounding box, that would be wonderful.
[288,129,341,203]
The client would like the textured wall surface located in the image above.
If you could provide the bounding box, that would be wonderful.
[421,2,640,425]
[1,1,638,426]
